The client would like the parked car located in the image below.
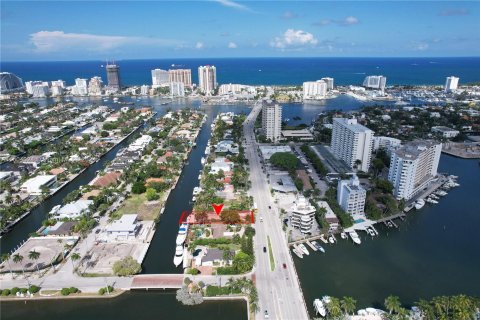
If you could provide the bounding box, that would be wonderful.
[263,247,267,253]
[282,263,287,269]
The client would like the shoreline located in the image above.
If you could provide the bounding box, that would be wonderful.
[0,289,126,302]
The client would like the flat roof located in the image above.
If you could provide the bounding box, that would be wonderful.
[21,175,56,188]
[106,214,137,232]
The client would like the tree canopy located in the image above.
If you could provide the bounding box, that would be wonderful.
[269,152,298,171]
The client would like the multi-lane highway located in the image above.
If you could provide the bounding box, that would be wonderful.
[243,102,309,320]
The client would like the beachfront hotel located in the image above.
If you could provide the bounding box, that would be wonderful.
[198,65,217,94]
[168,69,192,87]
[330,118,374,172]
[388,140,442,200]
[261,100,282,143]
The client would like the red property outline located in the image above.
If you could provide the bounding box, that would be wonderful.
[178,211,255,225]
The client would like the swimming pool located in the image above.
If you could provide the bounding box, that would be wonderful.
[355,219,365,224]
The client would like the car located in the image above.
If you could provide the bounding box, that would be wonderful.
[264,310,269,319]
[268,205,271,209]
[260,217,263,222]
[282,263,287,269]
[263,247,267,253]
[95,229,101,234]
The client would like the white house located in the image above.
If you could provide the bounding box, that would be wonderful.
[20,175,57,195]
[55,200,93,220]
[105,214,139,241]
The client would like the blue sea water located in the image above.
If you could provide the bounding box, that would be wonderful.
[1,57,479,87]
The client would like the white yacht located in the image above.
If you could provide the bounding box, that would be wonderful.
[415,199,425,210]
[192,187,202,195]
[306,241,317,252]
[387,221,393,228]
[176,224,189,245]
[340,232,347,239]
[367,228,376,237]
[292,247,303,259]
[328,235,335,244]
[201,157,206,165]
[349,231,362,244]
[173,245,184,267]
[298,244,310,255]
[311,241,325,253]
[192,196,196,202]
[204,146,211,155]
[313,299,326,317]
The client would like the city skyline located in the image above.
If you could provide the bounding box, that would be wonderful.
[1,1,479,61]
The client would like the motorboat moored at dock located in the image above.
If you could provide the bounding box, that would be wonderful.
[340,232,347,239]
[311,241,325,253]
[176,223,189,245]
[415,199,425,210]
[349,230,362,244]
[292,247,303,259]
[306,241,317,252]
[298,243,310,255]
[173,245,184,267]
[313,299,326,317]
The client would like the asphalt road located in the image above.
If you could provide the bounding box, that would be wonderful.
[243,102,309,320]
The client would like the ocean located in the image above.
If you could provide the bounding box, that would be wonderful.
[1,57,480,87]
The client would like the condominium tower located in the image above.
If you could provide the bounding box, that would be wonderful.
[290,196,316,234]
[198,65,217,94]
[337,175,366,215]
[303,80,327,99]
[106,64,121,92]
[388,140,442,200]
[331,118,374,172]
[444,76,459,93]
[151,69,169,87]
[262,101,282,143]
[363,75,387,91]
[321,77,334,90]
[169,69,192,87]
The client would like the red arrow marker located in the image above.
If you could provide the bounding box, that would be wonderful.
[212,203,224,215]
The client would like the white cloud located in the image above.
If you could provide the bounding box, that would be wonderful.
[195,42,204,49]
[281,11,298,20]
[412,42,429,51]
[215,0,251,11]
[228,42,237,49]
[314,16,360,26]
[30,30,180,53]
[270,29,318,49]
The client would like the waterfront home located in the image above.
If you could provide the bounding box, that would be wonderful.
[317,201,339,231]
[198,248,234,267]
[105,214,140,242]
[215,140,239,154]
[0,171,16,182]
[20,175,57,195]
[55,200,93,220]
[209,157,234,174]
[91,171,122,188]
[21,155,46,168]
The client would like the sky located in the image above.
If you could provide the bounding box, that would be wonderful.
[1,1,479,61]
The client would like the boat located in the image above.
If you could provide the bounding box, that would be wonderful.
[340,232,347,239]
[313,299,326,317]
[204,146,211,155]
[311,241,325,253]
[201,157,206,165]
[297,244,309,255]
[173,245,184,267]
[49,205,61,215]
[319,234,328,244]
[306,241,317,252]
[176,224,189,245]
[367,228,375,237]
[426,198,438,204]
[292,247,303,259]
[328,235,335,244]
[348,231,361,244]
[192,196,196,202]
[436,190,447,196]
[415,199,425,210]
[387,221,393,228]
[198,174,202,180]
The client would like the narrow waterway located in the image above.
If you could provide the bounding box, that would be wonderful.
[295,155,480,316]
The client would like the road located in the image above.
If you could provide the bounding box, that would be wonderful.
[243,102,309,320]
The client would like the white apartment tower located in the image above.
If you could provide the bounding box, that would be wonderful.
[169,69,192,87]
[321,77,334,90]
[151,69,169,87]
[331,118,374,172]
[388,140,442,200]
[170,82,185,97]
[363,75,387,91]
[88,76,103,96]
[444,76,459,93]
[337,175,367,215]
[198,65,217,94]
[290,196,316,234]
[303,80,327,99]
[72,78,88,96]
[140,85,150,95]
[262,101,282,143]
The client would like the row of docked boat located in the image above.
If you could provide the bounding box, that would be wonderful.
[173,223,189,267]
[291,241,325,258]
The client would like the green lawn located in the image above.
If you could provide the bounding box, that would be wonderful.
[267,236,275,271]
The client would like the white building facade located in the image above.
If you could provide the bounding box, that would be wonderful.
[331,118,374,172]
[72,78,88,96]
[388,140,442,200]
[170,82,185,97]
[303,80,327,99]
[151,69,169,87]
[262,101,282,143]
[337,175,367,215]
[373,136,402,152]
[168,69,192,87]
[321,77,334,90]
[444,76,459,92]
[88,76,103,96]
[198,65,217,94]
[290,196,316,234]
[363,75,387,91]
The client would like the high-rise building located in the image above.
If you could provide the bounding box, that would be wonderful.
[151,69,169,87]
[303,80,327,99]
[25,81,47,95]
[51,85,63,97]
[337,175,367,215]
[170,82,185,97]
[51,80,66,88]
[31,84,49,98]
[140,85,150,95]
[262,101,282,143]
[388,140,442,200]
[0,72,24,94]
[321,77,334,90]
[290,196,316,234]
[106,64,121,92]
[444,76,459,93]
[331,118,374,172]
[168,69,192,87]
[373,136,402,152]
[198,65,217,94]
[72,78,88,96]
[88,76,103,96]
[363,75,387,91]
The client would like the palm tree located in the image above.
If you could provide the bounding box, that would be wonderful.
[326,297,342,318]
[1,253,14,278]
[415,299,434,320]
[70,252,81,271]
[432,296,450,320]
[384,295,401,315]
[341,296,357,316]
[12,254,24,276]
[28,250,41,274]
